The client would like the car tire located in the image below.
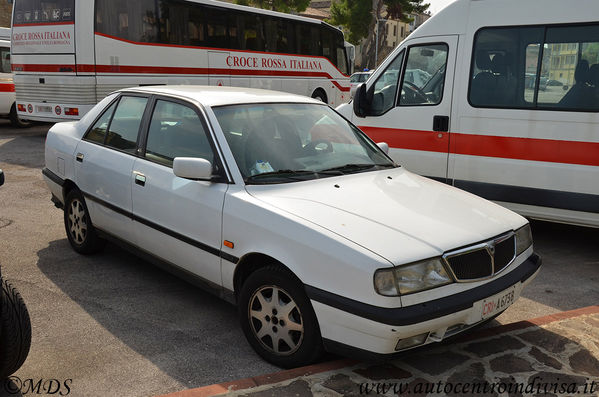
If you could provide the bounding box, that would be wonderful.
[238,265,323,368]
[64,189,106,255]
[0,277,31,379]
[311,89,328,104]
[9,104,31,129]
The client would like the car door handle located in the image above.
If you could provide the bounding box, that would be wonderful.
[134,172,146,186]
[76,153,84,163]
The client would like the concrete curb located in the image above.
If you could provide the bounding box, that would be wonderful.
[157,305,599,397]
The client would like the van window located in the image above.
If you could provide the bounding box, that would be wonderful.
[538,25,599,110]
[369,50,404,116]
[399,44,448,106]
[469,26,544,108]
[470,24,599,111]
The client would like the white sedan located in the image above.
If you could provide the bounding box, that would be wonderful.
[43,86,541,368]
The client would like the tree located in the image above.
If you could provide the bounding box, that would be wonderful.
[328,0,429,68]
[329,0,373,44]
[235,0,310,13]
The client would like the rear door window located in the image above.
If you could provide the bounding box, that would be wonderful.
[105,96,148,153]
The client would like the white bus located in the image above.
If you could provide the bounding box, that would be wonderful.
[338,0,599,227]
[11,0,353,122]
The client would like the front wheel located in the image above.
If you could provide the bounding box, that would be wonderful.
[238,266,323,368]
[64,189,105,254]
[0,278,32,379]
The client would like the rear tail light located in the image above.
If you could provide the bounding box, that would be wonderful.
[65,107,79,116]
[17,104,26,112]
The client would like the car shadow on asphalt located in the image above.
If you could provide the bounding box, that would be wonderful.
[34,239,281,390]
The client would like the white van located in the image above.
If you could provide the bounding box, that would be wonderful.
[0,27,28,128]
[337,0,599,228]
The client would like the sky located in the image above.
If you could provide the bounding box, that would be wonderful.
[427,0,458,15]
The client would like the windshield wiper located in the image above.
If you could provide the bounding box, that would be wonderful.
[320,163,395,174]
[245,169,318,184]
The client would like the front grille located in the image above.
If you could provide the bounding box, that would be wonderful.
[446,248,492,280]
[444,233,516,282]
[494,235,516,273]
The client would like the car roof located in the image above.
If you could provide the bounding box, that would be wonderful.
[120,85,321,107]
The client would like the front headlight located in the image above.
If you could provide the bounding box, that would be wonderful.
[515,223,533,255]
[374,257,453,296]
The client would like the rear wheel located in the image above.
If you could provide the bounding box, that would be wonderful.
[9,104,31,128]
[311,89,328,104]
[64,189,105,254]
[239,265,323,368]
[0,277,31,379]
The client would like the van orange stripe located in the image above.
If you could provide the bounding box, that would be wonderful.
[359,126,599,167]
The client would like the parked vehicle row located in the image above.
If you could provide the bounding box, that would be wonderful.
[43,86,540,367]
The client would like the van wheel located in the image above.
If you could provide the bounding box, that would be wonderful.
[239,265,323,368]
[0,277,32,379]
[64,189,105,254]
[9,104,31,128]
[311,89,328,104]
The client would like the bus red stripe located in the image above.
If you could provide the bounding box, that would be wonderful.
[0,84,15,92]
[14,63,351,92]
[12,21,74,27]
[94,31,350,78]
[359,126,599,167]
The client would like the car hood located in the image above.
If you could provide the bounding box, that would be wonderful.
[245,168,526,265]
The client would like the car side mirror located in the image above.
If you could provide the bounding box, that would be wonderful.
[173,157,213,181]
[377,142,389,154]
[353,83,369,118]
[0,169,4,186]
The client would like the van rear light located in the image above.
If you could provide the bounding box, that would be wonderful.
[17,104,26,112]
[65,107,79,116]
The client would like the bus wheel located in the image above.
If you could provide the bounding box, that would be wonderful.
[9,104,31,128]
[311,89,328,104]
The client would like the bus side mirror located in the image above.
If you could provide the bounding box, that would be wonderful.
[353,83,369,118]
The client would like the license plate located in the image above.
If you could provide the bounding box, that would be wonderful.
[36,105,52,113]
[481,285,517,320]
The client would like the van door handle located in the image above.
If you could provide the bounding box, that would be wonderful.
[76,153,84,162]
[433,115,449,132]
[134,172,146,187]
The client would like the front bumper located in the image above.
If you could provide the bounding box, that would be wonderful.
[308,253,542,359]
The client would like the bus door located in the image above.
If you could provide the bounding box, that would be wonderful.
[208,51,230,87]
[356,35,459,182]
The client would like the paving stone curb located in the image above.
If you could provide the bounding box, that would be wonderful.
[158,305,599,397]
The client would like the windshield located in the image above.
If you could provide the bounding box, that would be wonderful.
[213,103,396,184]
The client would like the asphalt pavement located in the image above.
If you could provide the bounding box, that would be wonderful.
[0,120,597,396]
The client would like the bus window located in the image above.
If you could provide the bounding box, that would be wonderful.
[240,13,264,51]
[1,47,10,73]
[14,0,74,25]
[206,7,229,49]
